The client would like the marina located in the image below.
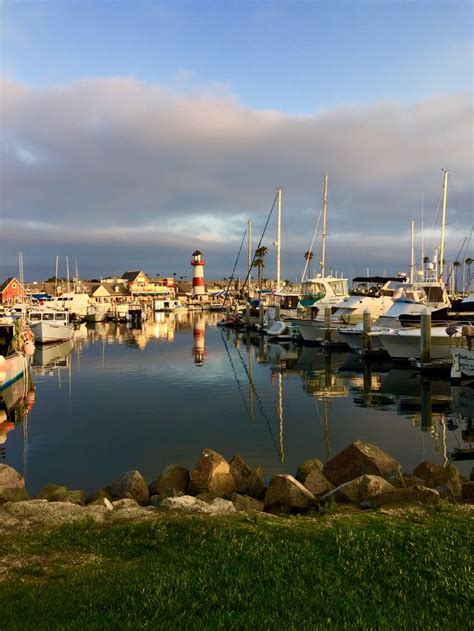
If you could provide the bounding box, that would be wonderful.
[1,313,471,495]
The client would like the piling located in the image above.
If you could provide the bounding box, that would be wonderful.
[245,304,251,327]
[259,303,265,328]
[324,307,332,343]
[362,309,371,352]
[420,380,433,432]
[420,312,431,364]
[275,304,281,321]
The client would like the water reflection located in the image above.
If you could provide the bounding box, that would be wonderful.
[3,312,473,494]
[0,374,35,470]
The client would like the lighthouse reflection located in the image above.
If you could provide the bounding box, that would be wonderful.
[192,312,207,365]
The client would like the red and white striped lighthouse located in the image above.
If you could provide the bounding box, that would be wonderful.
[191,250,206,297]
[192,312,206,365]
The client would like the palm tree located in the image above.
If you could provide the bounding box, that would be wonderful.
[453,260,461,292]
[253,246,268,289]
[304,250,314,277]
[466,257,473,289]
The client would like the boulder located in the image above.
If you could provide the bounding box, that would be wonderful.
[188,449,236,497]
[321,475,395,506]
[161,495,237,515]
[155,465,189,496]
[110,470,149,505]
[231,493,264,513]
[36,484,85,506]
[461,481,474,502]
[322,440,402,486]
[295,459,324,483]
[0,500,108,532]
[91,497,114,510]
[86,489,113,505]
[112,498,139,510]
[362,485,440,509]
[0,464,29,503]
[229,455,265,498]
[301,469,334,498]
[264,474,317,514]
[413,462,462,498]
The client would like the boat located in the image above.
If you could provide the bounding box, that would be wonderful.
[43,292,91,318]
[28,309,75,344]
[153,298,186,312]
[0,316,35,391]
[84,304,109,322]
[378,323,463,361]
[451,326,474,379]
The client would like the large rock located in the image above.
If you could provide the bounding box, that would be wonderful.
[296,459,324,483]
[86,489,113,505]
[461,481,474,502]
[322,475,395,506]
[413,462,462,498]
[161,495,237,515]
[300,469,334,498]
[322,440,402,486]
[188,449,236,498]
[229,455,265,499]
[36,484,85,506]
[231,493,264,512]
[362,485,440,509]
[155,465,189,496]
[0,500,109,532]
[264,474,317,514]
[110,470,149,505]
[0,464,29,503]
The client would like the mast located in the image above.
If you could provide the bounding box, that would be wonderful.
[247,219,252,298]
[321,174,328,278]
[439,170,449,280]
[66,256,71,293]
[410,220,415,283]
[55,256,59,296]
[276,188,282,291]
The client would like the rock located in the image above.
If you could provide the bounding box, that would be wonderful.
[413,462,462,498]
[0,500,108,532]
[86,489,113,505]
[295,459,324,483]
[112,498,139,510]
[229,455,265,498]
[91,497,114,510]
[322,440,402,487]
[36,484,85,505]
[148,475,162,496]
[301,469,334,498]
[264,474,317,514]
[188,449,236,497]
[322,475,395,506]
[196,492,220,504]
[461,481,474,502]
[110,470,149,505]
[0,464,29,503]
[161,495,236,515]
[149,494,161,507]
[156,465,189,496]
[362,485,440,509]
[231,493,264,512]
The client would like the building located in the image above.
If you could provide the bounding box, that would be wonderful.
[0,277,27,304]
[121,271,175,296]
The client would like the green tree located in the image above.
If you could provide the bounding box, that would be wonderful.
[253,246,268,289]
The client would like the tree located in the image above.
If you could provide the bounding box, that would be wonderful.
[466,258,473,289]
[453,260,461,292]
[253,246,268,289]
[304,250,314,277]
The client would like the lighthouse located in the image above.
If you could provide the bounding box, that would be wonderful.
[191,250,206,298]
[192,312,207,365]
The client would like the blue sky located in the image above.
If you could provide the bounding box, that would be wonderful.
[1,1,473,280]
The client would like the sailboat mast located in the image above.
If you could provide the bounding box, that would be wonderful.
[439,170,449,280]
[55,256,59,296]
[321,174,328,278]
[276,188,282,291]
[66,256,71,293]
[410,220,415,283]
[247,219,252,297]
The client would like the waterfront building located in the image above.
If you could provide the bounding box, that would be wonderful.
[0,277,27,304]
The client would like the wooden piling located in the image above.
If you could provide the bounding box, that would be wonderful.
[324,307,332,343]
[245,304,251,327]
[420,312,431,364]
[362,309,371,351]
[259,303,265,328]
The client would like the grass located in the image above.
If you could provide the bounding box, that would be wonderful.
[0,508,472,630]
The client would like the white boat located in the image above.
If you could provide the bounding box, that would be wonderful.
[84,304,108,322]
[0,316,34,391]
[43,292,91,317]
[29,310,75,344]
[451,327,474,379]
[378,325,462,361]
[154,298,186,312]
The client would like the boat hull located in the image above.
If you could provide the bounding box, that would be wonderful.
[452,348,474,377]
[0,353,29,391]
[30,321,75,344]
[379,327,459,361]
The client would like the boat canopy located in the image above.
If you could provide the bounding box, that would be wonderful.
[352,276,405,283]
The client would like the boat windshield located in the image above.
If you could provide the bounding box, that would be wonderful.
[55,313,67,321]
[328,280,348,296]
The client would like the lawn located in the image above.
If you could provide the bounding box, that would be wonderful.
[0,507,472,630]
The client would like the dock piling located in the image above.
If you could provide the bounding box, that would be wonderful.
[362,309,371,352]
[324,307,332,343]
[420,312,431,364]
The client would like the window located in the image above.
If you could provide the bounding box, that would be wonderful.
[55,313,66,321]
[43,313,54,320]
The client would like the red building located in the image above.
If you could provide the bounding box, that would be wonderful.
[0,277,27,304]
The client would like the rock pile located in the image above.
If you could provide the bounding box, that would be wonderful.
[0,441,471,529]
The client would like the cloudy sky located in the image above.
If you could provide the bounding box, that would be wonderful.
[1,1,473,281]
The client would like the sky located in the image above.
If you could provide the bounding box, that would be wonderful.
[1,0,473,281]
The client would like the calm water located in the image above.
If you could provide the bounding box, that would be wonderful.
[1,312,472,494]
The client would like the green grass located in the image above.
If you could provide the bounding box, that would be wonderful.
[0,509,472,630]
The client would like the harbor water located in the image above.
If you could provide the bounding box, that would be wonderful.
[1,312,472,495]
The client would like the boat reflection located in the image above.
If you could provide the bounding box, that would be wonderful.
[0,373,35,462]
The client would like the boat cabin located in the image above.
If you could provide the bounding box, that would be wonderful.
[29,311,70,326]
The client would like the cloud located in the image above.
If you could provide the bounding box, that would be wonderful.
[0,77,472,279]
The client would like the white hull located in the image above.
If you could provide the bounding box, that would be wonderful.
[30,321,75,344]
[295,319,342,344]
[452,348,474,377]
[0,353,29,391]
[379,327,460,360]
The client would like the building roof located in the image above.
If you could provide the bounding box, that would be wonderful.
[96,282,130,296]
[121,271,147,282]
[0,277,24,293]
[192,250,203,256]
